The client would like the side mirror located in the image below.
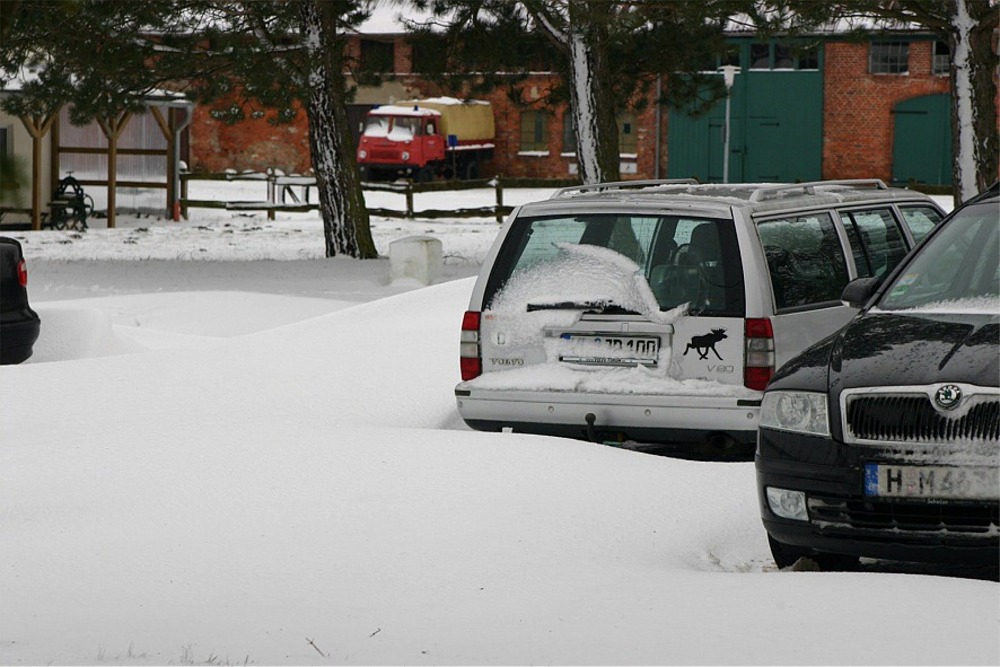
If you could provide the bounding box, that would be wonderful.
[841,277,881,309]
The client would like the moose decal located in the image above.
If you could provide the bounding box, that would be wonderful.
[683,328,727,360]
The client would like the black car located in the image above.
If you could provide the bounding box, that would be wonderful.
[756,184,999,570]
[1,236,40,364]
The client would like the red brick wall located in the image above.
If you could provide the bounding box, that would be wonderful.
[823,40,950,182]
[189,98,312,174]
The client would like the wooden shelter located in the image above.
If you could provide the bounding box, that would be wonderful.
[1,85,193,230]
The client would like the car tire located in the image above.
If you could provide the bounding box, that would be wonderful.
[768,534,860,572]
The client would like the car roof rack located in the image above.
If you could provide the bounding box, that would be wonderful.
[748,179,889,203]
[549,178,700,199]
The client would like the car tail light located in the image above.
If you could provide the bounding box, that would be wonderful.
[16,258,27,287]
[460,310,482,381]
[744,317,774,391]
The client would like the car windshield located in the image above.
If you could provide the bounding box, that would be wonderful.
[483,213,746,316]
[878,200,1000,312]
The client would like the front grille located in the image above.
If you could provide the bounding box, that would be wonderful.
[810,496,1000,536]
[843,385,1000,445]
[370,148,400,161]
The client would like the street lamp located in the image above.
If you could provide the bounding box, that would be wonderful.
[720,65,739,184]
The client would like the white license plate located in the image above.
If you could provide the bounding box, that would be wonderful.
[557,334,660,366]
[864,464,999,500]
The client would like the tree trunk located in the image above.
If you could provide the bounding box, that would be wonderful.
[567,0,619,184]
[948,0,998,203]
[299,0,376,259]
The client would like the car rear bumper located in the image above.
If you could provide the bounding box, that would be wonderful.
[1,311,40,364]
[455,386,761,447]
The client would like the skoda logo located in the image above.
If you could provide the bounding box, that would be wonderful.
[934,384,963,410]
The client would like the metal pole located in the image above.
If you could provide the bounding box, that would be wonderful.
[723,94,731,184]
[720,65,738,185]
[654,73,662,180]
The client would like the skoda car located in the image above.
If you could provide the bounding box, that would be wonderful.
[1,236,41,364]
[455,179,943,458]
[756,183,999,569]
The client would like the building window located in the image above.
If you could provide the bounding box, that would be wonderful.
[750,43,770,69]
[360,38,395,72]
[745,42,819,71]
[721,45,741,69]
[774,45,794,69]
[796,46,820,70]
[520,111,549,153]
[870,41,909,74]
[561,112,637,156]
[618,113,637,155]
[933,41,951,76]
[562,114,576,154]
[0,126,9,158]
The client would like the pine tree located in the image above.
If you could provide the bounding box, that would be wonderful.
[0,0,377,258]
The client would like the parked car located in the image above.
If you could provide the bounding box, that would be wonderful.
[455,179,945,457]
[1,236,41,364]
[756,182,999,570]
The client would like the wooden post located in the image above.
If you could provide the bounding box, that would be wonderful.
[18,111,59,230]
[149,106,175,219]
[180,173,189,220]
[405,181,414,218]
[495,177,504,223]
[96,111,132,229]
[267,172,276,221]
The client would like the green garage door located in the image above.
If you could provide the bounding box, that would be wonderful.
[667,45,823,184]
[892,93,952,186]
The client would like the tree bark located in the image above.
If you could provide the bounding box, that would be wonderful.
[949,0,998,203]
[566,1,619,184]
[299,0,376,259]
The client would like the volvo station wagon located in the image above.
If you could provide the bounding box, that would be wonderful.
[455,179,945,458]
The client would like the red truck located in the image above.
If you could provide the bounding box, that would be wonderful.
[356,97,495,182]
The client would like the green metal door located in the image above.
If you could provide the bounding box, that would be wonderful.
[892,93,952,186]
[667,43,823,183]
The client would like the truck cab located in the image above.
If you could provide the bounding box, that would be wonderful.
[357,106,445,182]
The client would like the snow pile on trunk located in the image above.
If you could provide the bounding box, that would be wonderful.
[491,243,685,324]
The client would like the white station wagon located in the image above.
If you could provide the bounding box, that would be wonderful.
[455,179,945,458]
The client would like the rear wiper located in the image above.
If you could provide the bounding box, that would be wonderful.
[526,300,638,315]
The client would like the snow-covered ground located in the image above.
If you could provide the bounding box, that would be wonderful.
[3,188,997,666]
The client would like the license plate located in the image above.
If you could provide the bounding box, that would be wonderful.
[863,464,999,500]
[557,334,660,367]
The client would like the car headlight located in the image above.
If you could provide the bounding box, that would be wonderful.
[358,149,367,159]
[760,391,830,436]
[401,151,410,161]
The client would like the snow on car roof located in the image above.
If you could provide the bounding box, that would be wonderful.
[527,181,935,216]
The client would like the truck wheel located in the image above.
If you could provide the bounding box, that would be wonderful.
[416,167,434,183]
[462,161,480,180]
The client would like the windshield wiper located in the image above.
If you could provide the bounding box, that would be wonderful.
[526,300,638,315]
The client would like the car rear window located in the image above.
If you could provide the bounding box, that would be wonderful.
[484,213,746,316]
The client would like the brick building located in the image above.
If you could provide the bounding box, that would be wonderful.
[188,29,970,187]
